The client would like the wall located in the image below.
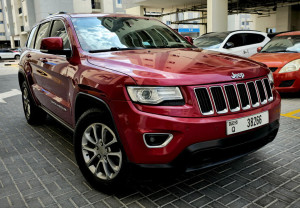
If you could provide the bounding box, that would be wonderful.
[276,6,291,32]
[291,4,300,31]
[73,0,92,13]
[252,13,276,33]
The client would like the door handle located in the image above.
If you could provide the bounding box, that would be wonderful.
[39,58,48,63]
[26,54,31,58]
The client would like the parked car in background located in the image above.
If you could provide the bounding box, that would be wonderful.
[250,31,300,93]
[0,49,20,59]
[194,30,270,57]
[19,13,280,191]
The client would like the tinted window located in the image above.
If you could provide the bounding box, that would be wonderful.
[27,26,38,49]
[35,22,50,49]
[50,20,71,50]
[194,32,229,49]
[225,34,244,48]
[244,33,265,45]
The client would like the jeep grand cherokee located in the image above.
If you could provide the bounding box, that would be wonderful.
[19,13,281,190]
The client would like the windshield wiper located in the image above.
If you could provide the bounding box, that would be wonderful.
[89,47,144,53]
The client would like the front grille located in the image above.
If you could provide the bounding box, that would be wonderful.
[195,78,273,115]
[269,67,278,72]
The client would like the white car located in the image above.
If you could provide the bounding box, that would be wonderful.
[194,31,270,57]
[0,49,20,59]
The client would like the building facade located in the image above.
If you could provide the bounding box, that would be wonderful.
[1,0,127,48]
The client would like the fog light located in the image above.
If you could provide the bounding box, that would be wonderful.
[143,133,173,148]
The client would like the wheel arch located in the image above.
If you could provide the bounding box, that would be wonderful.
[74,92,114,125]
[74,92,129,161]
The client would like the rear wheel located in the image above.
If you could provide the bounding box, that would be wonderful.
[15,55,20,60]
[74,109,128,192]
[21,81,46,124]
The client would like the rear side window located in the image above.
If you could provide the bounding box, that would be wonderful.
[244,33,265,45]
[27,26,38,49]
[225,34,244,48]
[50,20,71,50]
[35,22,50,49]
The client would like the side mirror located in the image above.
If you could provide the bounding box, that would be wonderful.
[225,42,234,49]
[184,36,193,44]
[40,37,71,57]
[257,47,262,52]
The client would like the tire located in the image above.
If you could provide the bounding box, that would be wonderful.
[15,55,20,60]
[21,81,46,125]
[74,109,128,192]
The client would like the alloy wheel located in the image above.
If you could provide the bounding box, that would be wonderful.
[81,123,122,180]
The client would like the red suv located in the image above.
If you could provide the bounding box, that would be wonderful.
[19,13,281,190]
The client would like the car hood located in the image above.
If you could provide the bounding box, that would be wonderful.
[87,48,269,86]
[250,52,300,68]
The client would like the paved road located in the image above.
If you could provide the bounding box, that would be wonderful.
[0,64,300,208]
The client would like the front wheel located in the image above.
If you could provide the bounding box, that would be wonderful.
[74,109,128,191]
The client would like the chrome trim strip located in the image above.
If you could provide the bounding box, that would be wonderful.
[40,106,74,132]
[143,133,173,148]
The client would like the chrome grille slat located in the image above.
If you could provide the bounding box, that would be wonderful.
[247,82,260,107]
[224,85,240,112]
[194,88,214,115]
[263,78,273,101]
[236,83,250,110]
[210,86,228,114]
[194,78,273,116]
[256,80,267,105]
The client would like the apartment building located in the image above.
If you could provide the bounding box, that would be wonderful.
[0,1,10,48]
[1,0,127,48]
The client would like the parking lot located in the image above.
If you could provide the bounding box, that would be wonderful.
[0,62,300,208]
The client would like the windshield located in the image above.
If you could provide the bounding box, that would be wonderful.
[71,17,193,52]
[193,32,229,49]
[261,35,300,53]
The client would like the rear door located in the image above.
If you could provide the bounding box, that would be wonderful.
[243,33,267,57]
[222,33,249,57]
[30,19,73,125]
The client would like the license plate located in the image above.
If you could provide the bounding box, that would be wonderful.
[226,111,269,135]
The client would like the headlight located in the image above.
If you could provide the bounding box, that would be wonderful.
[267,72,274,85]
[127,86,183,104]
[279,59,300,73]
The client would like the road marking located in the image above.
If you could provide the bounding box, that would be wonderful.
[281,109,300,119]
[0,89,21,103]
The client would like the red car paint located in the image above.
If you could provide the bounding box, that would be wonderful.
[19,13,280,169]
[250,31,300,93]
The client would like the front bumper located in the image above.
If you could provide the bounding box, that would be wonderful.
[110,90,281,167]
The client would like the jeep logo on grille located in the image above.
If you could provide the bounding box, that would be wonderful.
[231,72,245,79]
